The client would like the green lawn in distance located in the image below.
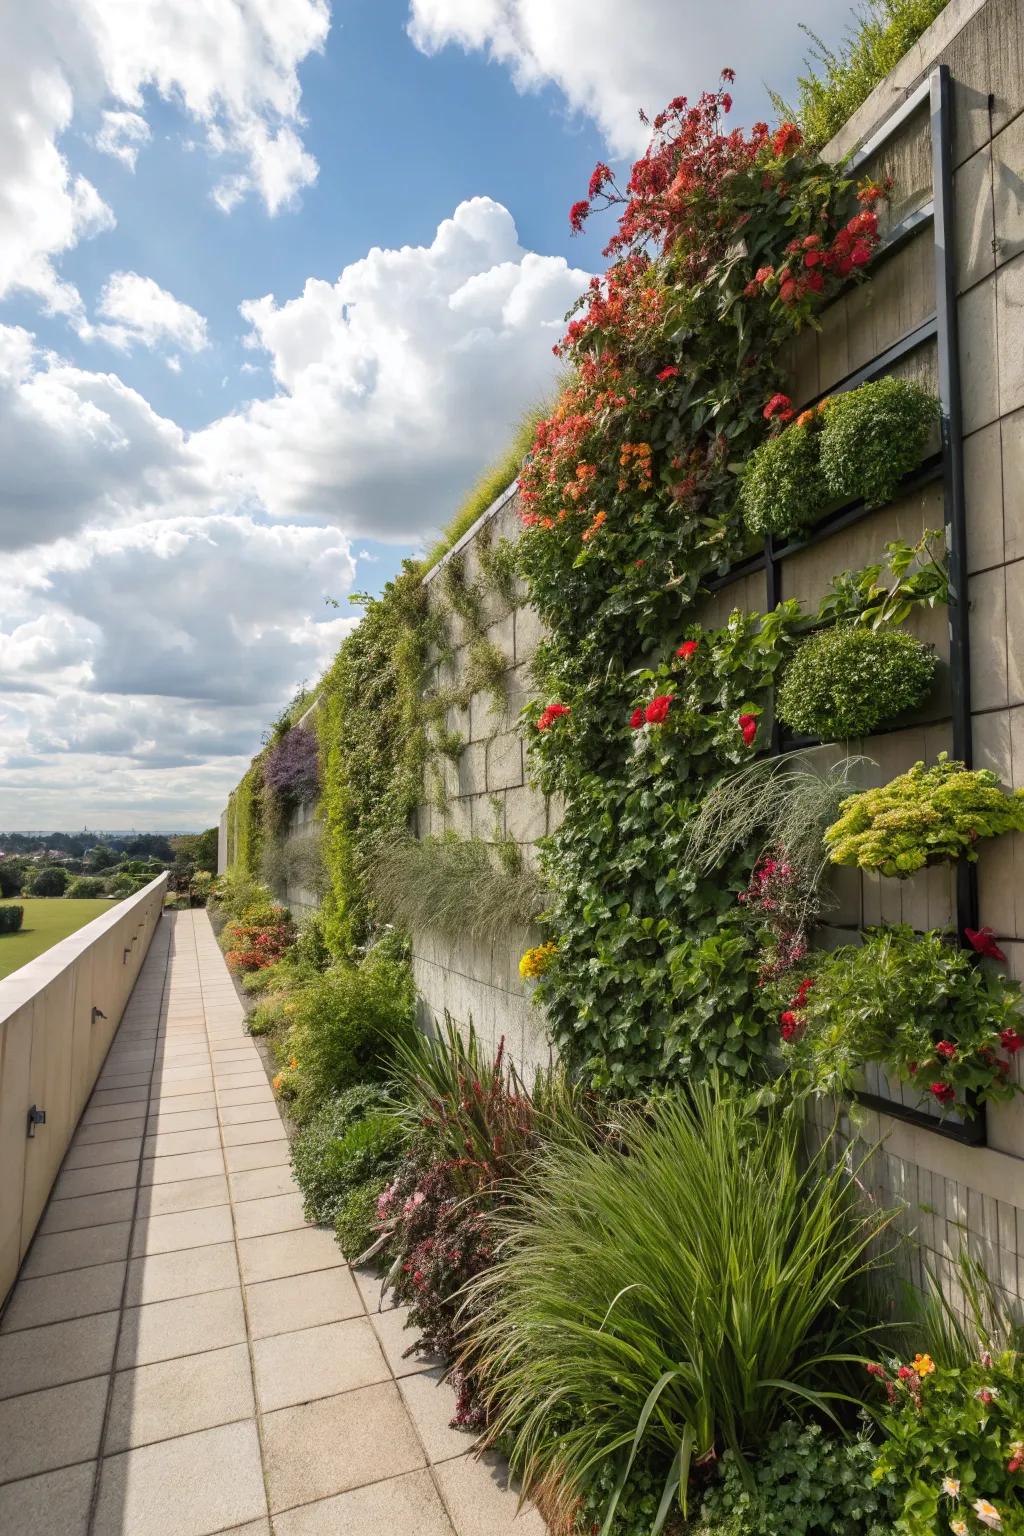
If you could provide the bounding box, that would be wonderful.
[0,898,117,981]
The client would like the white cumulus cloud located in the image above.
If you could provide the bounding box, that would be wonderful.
[88,271,210,356]
[94,109,151,170]
[407,0,854,154]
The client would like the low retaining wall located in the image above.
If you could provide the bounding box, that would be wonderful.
[0,874,168,1305]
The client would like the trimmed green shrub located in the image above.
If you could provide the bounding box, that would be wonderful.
[290,1086,403,1222]
[776,625,936,740]
[65,876,105,898]
[740,416,829,536]
[28,866,68,897]
[334,1180,385,1259]
[819,377,939,508]
[284,944,416,1121]
[470,1083,890,1531]
[0,904,25,934]
[825,753,1024,876]
[698,1419,891,1536]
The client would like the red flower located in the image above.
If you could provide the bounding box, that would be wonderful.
[657,365,679,380]
[630,707,645,729]
[930,1082,956,1105]
[850,239,873,267]
[676,640,699,660]
[721,67,736,83]
[965,926,1007,962]
[778,277,798,305]
[803,248,822,268]
[569,199,590,233]
[866,1362,886,1378]
[738,712,758,746]
[779,1010,802,1041]
[804,270,824,293]
[644,694,673,725]
[999,1027,1024,1055]
[754,265,774,284]
[935,1040,957,1061]
[537,703,570,731]
[762,392,794,423]
[588,162,612,199]
[772,122,803,157]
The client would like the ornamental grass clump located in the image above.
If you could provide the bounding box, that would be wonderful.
[776,625,936,741]
[776,926,1024,1115]
[469,1082,890,1533]
[824,753,1024,877]
[819,376,938,509]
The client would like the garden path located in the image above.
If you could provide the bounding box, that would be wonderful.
[0,909,547,1536]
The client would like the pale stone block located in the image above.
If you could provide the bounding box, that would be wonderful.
[957,143,997,292]
[965,421,1005,572]
[486,731,523,792]
[1001,407,1024,561]
[993,113,1024,270]
[513,603,545,666]
[959,274,1000,434]
[989,0,1024,135]
[1006,557,1024,704]
[997,253,1024,415]
[504,784,547,844]
[974,707,1014,779]
[968,567,1009,710]
[456,741,485,798]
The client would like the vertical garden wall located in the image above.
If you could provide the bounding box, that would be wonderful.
[218,0,1024,1326]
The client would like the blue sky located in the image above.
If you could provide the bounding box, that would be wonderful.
[0,0,857,827]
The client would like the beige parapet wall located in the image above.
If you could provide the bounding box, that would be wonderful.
[0,873,168,1305]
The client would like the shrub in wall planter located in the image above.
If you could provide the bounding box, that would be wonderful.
[824,754,1024,877]
[776,624,936,741]
[776,926,1024,1115]
[819,375,940,509]
[740,409,830,537]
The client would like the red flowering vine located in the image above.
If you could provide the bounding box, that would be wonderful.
[537,703,571,731]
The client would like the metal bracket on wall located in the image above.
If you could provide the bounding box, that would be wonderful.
[26,1105,46,1139]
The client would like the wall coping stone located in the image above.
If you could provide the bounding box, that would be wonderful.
[422,479,520,584]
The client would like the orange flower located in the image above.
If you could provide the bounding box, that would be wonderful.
[582,510,607,542]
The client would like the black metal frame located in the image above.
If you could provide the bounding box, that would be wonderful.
[706,66,983,1145]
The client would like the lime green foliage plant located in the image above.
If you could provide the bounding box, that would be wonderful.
[778,0,950,147]
[820,377,939,508]
[776,625,936,740]
[740,411,829,536]
[470,1083,890,1533]
[335,1183,385,1259]
[819,527,949,630]
[777,926,1024,1115]
[282,941,416,1121]
[825,754,1024,877]
[368,832,546,943]
[698,1419,892,1536]
[867,1346,1024,1535]
[290,1085,403,1223]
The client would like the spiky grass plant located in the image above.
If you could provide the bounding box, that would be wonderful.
[368,832,546,943]
[468,1082,891,1534]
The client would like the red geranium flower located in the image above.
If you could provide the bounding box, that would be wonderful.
[537,703,570,731]
[644,694,673,725]
[754,265,774,284]
[772,122,803,157]
[999,1027,1023,1055]
[965,926,1007,962]
[676,640,699,660]
[935,1040,957,1061]
[630,707,645,729]
[762,393,794,423]
[930,1082,956,1105]
[657,365,679,380]
[738,713,758,746]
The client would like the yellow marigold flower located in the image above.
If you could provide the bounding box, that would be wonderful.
[519,942,557,980]
[271,1073,283,1093]
[914,1353,936,1377]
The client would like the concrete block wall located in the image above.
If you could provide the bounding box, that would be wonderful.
[413,485,556,1072]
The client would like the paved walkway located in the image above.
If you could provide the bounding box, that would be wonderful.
[0,910,546,1536]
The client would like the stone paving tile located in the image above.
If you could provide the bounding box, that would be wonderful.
[244,1267,363,1340]
[220,1101,281,1125]
[0,1460,96,1536]
[21,1220,132,1279]
[124,1242,240,1307]
[217,1085,276,1109]
[40,1187,136,1234]
[261,1381,426,1513]
[238,1227,345,1286]
[0,1374,107,1482]
[93,1419,267,1536]
[229,1163,299,1202]
[433,1451,549,1536]
[352,1264,398,1314]
[142,1125,222,1158]
[224,1139,291,1173]
[136,1173,230,1217]
[140,1149,225,1185]
[0,1311,119,1399]
[369,1304,439,1379]
[398,1368,479,1464]
[130,1203,234,1257]
[252,1317,390,1411]
[75,1115,148,1144]
[83,1099,155,1124]
[117,1287,246,1368]
[145,1108,220,1134]
[273,1468,457,1535]
[233,1192,306,1240]
[53,1161,138,1199]
[1,1260,127,1332]
[222,1118,289,1147]
[105,1342,255,1453]
[63,1136,143,1170]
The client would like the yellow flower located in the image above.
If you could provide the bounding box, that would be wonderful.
[942,1477,961,1498]
[289,1056,298,1071]
[519,942,557,980]
[271,1073,283,1093]
[914,1353,936,1377]
[974,1499,1003,1530]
